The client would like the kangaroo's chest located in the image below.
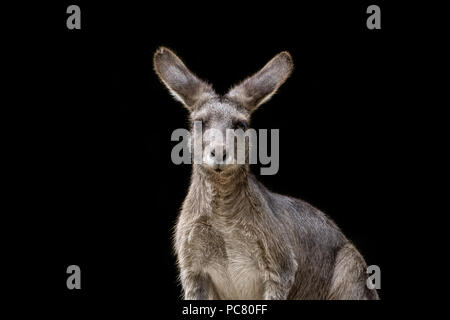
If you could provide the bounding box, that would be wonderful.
[206,225,264,300]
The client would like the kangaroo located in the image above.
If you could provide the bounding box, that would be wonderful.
[153,47,379,300]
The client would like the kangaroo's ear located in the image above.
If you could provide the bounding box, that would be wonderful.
[226,51,293,112]
[153,47,214,109]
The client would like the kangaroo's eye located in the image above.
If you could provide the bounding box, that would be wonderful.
[233,121,248,130]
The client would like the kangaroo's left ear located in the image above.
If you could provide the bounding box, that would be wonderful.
[226,51,293,112]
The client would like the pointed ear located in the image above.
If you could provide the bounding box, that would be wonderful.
[226,51,293,112]
[153,47,215,109]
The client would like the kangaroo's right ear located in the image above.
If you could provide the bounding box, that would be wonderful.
[153,47,214,109]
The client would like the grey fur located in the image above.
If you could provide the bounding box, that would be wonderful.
[153,47,379,300]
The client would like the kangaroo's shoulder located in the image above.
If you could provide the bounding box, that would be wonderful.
[250,174,345,238]
[248,174,317,216]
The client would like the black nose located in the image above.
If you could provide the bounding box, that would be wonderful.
[210,148,227,161]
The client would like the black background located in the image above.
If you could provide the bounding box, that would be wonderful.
[10,0,429,317]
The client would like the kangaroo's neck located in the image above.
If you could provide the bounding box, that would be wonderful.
[187,165,254,217]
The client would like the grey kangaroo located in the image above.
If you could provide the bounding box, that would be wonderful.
[153,47,379,300]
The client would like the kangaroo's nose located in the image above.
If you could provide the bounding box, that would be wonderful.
[210,147,227,162]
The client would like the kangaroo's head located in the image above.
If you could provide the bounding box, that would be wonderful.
[153,47,293,175]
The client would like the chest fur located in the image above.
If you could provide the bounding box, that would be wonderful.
[205,227,264,300]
